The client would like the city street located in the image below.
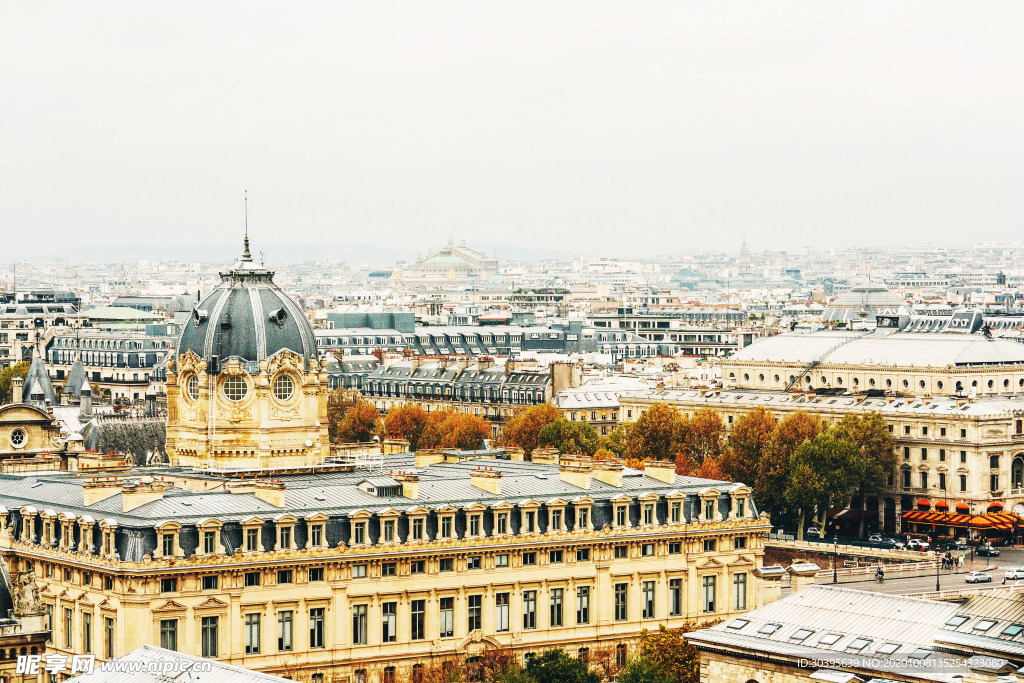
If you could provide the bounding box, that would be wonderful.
[783,547,1024,596]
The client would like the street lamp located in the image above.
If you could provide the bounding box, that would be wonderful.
[833,537,839,584]
[936,550,941,592]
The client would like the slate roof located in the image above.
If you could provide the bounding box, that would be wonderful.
[0,454,737,527]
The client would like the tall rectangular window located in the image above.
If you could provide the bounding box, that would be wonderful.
[352,605,368,645]
[578,508,588,529]
[497,513,508,534]
[246,528,259,552]
[277,611,293,652]
[939,473,947,491]
[670,502,681,523]
[203,531,216,554]
[992,474,1000,491]
[160,619,178,652]
[550,588,563,627]
[523,591,537,629]
[642,581,655,619]
[669,578,682,616]
[162,534,174,556]
[279,526,291,549]
[468,595,482,632]
[105,616,115,659]
[311,524,323,547]
[354,522,365,545]
[413,518,424,540]
[614,583,628,621]
[733,573,747,610]
[702,576,717,613]
[495,593,510,632]
[64,608,73,648]
[309,608,325,649]
[576,586,590,624]
[960,474,968,492]
[244,613,260,654]
[441,517,452,538]
[411,600,426,640]
[83,612,92,654]
[382,602,397,643]
[439,597,454,638]
[201,616,218,658]
[705,500,715,519]
[469,515,480,536]
[616,507,627,526]
[551,510,562,530]
[383,520,395,543]
[643,504,653,525]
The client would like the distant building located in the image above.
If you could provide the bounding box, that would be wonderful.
[414,239,499,279]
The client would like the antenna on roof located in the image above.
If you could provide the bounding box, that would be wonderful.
[242,190,253,262]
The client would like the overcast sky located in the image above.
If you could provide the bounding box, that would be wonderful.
[2,2,1021,261]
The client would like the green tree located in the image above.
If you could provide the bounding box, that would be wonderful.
[335,401,383,443]
[623,403,684,464]
[615,657,661,683]
[598,422,633,455]
[630,624,705,683]
[525,649,598,683]
[383,404,429,450]
[840,411,898,537]
[0,361,30,404]
[537,418,599,456]
[498,403,561,454]
[754,411,825,520]
[720,406,776,486]
[785,426,864,539]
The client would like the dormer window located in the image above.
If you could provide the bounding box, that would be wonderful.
[736,498,745,518]
[310,524,323,547]
[670,502,681,523]
[354,522,366,545]
[550,509,562,532]
[441,516,453,538]
[162,534,174,556]
[245,528,260,553]
[615,506,627,528]
[412,518,424,541]
[203,531,216,554]
[524,511,536,533]
[383,520,396,543]
[469,514,481,537]
[642,504,654,526]
[705,500,715,520]
[577,508,589,530]
[496,513,509,535]
[279,526,291,549]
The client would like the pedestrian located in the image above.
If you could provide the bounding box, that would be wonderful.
[1003,576,1007,585]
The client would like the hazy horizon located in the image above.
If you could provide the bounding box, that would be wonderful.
[3,2,1022,260]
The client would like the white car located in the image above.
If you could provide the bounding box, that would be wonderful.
[907,539,930,551]
[965,571,992,583]
[1004,568,1024,581]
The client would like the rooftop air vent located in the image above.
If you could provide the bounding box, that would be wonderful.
[192,308,208,324]
[269,308,288,326]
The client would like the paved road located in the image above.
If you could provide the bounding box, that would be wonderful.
[785,547,1024,596]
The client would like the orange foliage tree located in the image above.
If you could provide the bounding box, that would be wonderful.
[497,403,561,454]
[384,404,429,450]
[419,409,492,451]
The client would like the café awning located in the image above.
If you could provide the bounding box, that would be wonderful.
[901,510,1022,530]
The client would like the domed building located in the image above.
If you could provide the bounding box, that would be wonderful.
[166,238,329,470]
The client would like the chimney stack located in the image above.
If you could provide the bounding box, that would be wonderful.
[12,376,22,403]
[394,472,420,499]
[470,467,502,495]
[592,459,624,488]
[644,460,676,485]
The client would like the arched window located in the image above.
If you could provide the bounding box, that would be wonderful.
[1013,455,1024,489]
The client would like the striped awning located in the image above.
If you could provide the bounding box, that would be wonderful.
[901,510,1022,530]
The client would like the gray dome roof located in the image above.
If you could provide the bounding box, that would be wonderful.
[176,239,316,370]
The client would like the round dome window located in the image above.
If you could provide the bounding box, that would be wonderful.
[223,376,248,402]
[273,375,294,401]
[9,428,26,449]
[185,374,199,401]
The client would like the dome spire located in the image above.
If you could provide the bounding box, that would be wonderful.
[242,190,253,262]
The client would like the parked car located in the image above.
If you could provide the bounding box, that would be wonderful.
[977,545,1001,557]
[868,533,885,543]
[1004,568,1024,580]
[966,571,993,583]
[886,537,906,550]
[947,539,968,551]
[907,539,930,551]
[806,526,821,538]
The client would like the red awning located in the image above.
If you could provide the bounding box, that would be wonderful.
[901,510,1023,530]
[988,504,1004,512]
[917,499,931,507]
[956,504,970,513]
[935,501,949,509]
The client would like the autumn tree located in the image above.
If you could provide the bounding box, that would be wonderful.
[840,411,898,537]
[720,407,776,486]
[786,426,864,540]
[623,403,684,465]
[326,389,358,442]
[497,403,561,454]
[754,411,826,519]
[384,404,429,450]
[334,401,384,443]
[0,360,30,404]
[419,409,492,451]
[537,418,599,456]
[681,408,727,465]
